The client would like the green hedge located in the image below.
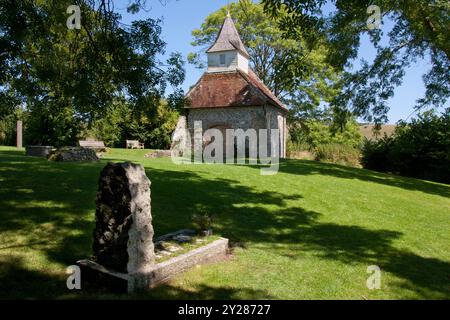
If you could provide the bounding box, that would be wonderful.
[314,143,361,168]
[361,110,450,184]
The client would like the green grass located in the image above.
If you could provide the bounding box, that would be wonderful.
[0,146,449,299]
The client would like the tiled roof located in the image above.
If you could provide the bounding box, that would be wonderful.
[186,70,287,112]
[245,69,286,111]
[206,15,250,58]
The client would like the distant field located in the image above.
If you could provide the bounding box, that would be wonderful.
[0,146,449,299]
[359,124,397,140]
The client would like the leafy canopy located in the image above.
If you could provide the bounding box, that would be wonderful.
[0,0,185,146]
[262,0,450,123]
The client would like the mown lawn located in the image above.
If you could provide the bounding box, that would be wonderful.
[0,146,449,299]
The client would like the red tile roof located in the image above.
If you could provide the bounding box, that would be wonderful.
[186,70,287,112]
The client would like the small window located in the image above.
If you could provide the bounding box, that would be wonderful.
[219,54,226,65]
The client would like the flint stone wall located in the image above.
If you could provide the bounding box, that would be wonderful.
[48,147,99,162]
[188,106,266,132]
[187,105,286,158]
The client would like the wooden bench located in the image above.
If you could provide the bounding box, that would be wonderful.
[126,140,144,149]
[78,140,107,152]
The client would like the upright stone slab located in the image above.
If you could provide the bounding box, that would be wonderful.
[92,162,155,290]
[171,115,189,157]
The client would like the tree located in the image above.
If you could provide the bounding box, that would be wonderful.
[361,109,450,183]
[262,0,450,123]
[0,0,185,146]
[86,98,179,149]
[189,0,340,122]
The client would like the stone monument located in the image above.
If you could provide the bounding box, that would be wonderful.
[16,120,22,149]
[88,162,154,291]
[78,162,228,292]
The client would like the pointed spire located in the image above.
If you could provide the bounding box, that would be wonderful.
[206,12,249,58]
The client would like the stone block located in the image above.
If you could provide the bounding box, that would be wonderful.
[26,145,54,157]
[47,147,99,162]
[78,237,229,293]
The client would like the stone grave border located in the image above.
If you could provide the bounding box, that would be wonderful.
[78,236,228,293]
[77,162,229,293]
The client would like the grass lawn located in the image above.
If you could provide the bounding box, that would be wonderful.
[0,146,449,299]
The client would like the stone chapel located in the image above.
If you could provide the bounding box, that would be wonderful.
[178,12,288,158]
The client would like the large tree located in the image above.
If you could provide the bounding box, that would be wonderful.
[262,0,450,123]
[0,0,185,146]
[189,0,340,122]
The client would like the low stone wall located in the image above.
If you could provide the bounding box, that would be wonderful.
[48,147,99,162]
[77,237,229,293]
[144,150,172,158]
[133,237,229,291]
[26,145,54,157]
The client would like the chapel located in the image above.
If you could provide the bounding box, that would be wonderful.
[183,12,287,158]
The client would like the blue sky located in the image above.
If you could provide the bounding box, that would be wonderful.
[116,0,446,124]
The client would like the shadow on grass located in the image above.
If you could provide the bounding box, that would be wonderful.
[0,255,273,300]
[0,149,449,299]
[140,283,274,300]
[247,159,449,198]
[0,255,66,300]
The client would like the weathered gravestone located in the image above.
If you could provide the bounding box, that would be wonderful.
[78,161,229,293]
[94,162,154,285]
